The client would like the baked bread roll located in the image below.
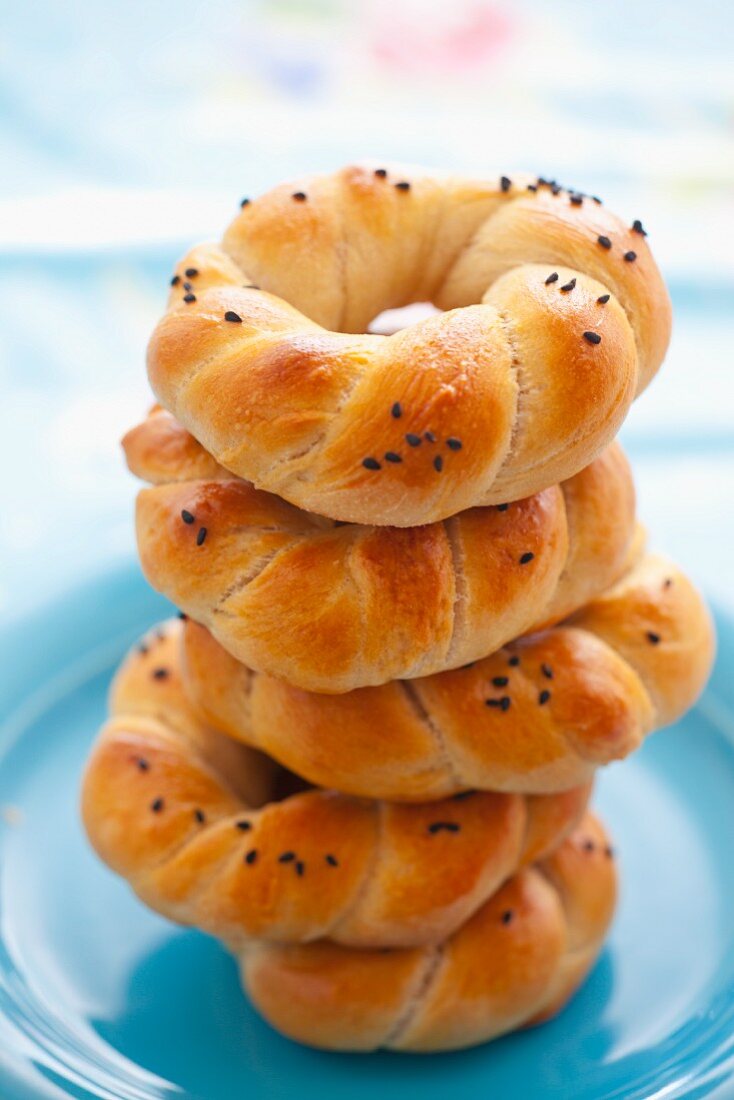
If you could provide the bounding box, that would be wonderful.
[126,410,638,692]
[146,165,670,526]
[180,553,714,800]
[241,812,617,1051]
[81,627,591,949]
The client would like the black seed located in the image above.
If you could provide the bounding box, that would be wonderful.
[632,219,647,236]
[508,655,520,667]
[374,168,388,178]
[138,643,149,655]
[663,578,673,589]
[395,181,411,191]
[362,457,381,470]
[151,798,164,813]
[538,690,551,705]
[519,552,535,565]
[136,757,150,771]
[244,849,258,865]
[551,183,561,195]
[391,401,402,418]
[500,175,511,192]
[597,294,610,304]
[224,310,242,323]
[624,250,637,262]
[591,196,602,204]
[182,282,192,291]
[295,860,305,876]
[646,631,661,645]
[545,272,559,285]
[278,851,295,863]
[170,275,180,286]
[325,854,339,867]
[240,197,250,207]
[486,696,511,711]
[605,845,615,859]
[181,509,195,524]
[185,267,198,278]
[194,809,206,824]
[177,611,188,621]
[560,278,576,292]
[243,283,260,289]
[492,676,509,687]
[497,503,509,512]
[583,839,595,852]
[446,437,462,451]
[384,451,402,463]
[433,455,443,473]
[597,235,612,249]
[152,668,169,680]
[235,820,252,831]
[541,663,553,679]
[292,191,307,201]
[427,821,461,834]
[196,526,207,546]
[406,433,422,447]
[501,909,514,925]
[424,431,436,443]
[583,331,602,345]
[569,193,583,206]
[527,184,538,192]
[452,790,475,801]
[183,293,196,303]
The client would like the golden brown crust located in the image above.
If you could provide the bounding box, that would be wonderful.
[180,553,713,799]
[126,411,637,692]
[240,812,617,1052]
[146,164,671,526]
[81,628,591,949]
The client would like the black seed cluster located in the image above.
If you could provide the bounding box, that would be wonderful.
[361,407,464,477]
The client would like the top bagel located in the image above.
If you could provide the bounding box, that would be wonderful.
[147,164,671,526]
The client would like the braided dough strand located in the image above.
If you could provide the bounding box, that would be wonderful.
[81,628,591,950]
[147,165,670,526]
[180,552,714,800]
[127,411,638,692]
[240,812,616,1052]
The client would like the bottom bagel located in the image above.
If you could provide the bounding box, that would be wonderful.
[82,624,592,950]
[240,811,616,1052]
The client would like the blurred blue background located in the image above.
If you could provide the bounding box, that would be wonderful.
[0,0,732,619]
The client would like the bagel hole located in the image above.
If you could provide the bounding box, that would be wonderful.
[368,301,441,335]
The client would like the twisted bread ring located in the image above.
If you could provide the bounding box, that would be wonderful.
[241,812,616,1052]
[147,164,670,526]
[181,553,714,800]
[126,409,638,692]
[81,627,591,949]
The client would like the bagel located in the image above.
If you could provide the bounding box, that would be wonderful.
[81,627,591,949]
[241,812,617,1052]
[147,164,671,526]
[126,410,639,692]
[180,553,714,800]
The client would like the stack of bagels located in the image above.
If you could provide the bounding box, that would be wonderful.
[82,164,714,1054]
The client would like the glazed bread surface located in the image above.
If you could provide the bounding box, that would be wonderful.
[180,553,715,800]
[127,411,638,692]
[81,627,591,949]
[241,812,617,1052]
[146,164,671,525]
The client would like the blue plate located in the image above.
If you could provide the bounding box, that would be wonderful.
[1,565,733,1100]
